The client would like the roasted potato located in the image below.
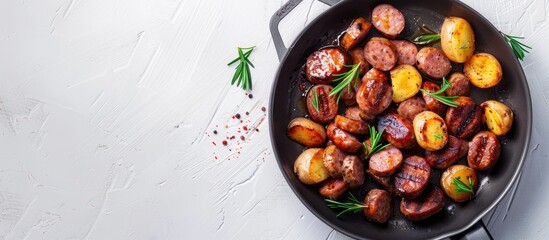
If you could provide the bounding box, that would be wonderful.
[440,165,478,202]
[480,100,513,136]
[413,111,449,151]
[390,64,422,103]
[287,117,326,147]
[294,148,329,184]
[440,17,475,63]
[464,53,503,88]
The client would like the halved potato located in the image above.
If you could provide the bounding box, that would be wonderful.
[413,111,448,151]
[294,148,329,184]
[480,100,513,136]
[464,53,503,88]
[440,165,478,202]
[440,17,475,63]
[287,117,326,147]
[390,64,422,103]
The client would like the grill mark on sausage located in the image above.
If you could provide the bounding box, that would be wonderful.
[455,103,476,136]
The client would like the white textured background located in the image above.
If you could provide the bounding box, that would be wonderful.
[0,0,547,239]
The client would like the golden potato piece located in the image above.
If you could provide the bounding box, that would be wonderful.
[413,111,448,151]
[481,100,513,136]
[464,53,503,88]
[294,148,329,184]
[287,117,326,147]
[440,17,475,63]
[390,64,422,103]
[440,165,478,202]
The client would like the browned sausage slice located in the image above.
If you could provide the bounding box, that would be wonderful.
[397,96,428,121]
[395,156,431,198]
[341,17,372,50]
[371,4,405,38]
[319,178,349,200]
[306,85,338,123]
[425,135,469,169]
[468,131,501,171]
[445,96,482,139]
[400,185,445,221]
[323,145,347,178]
[335,115,369,134]
[421,81,447,116]
[369,146,403,177]
[349,47,370,76]
[367,169,398,196]
[364,37,398,71]
[342,155,365,187]
[356,69,393,116]
[391,40,418,65]
[363,189,392,223]
[306,47,351,84]
[446,72,471,96]
[377,113,417,149]
[327,123,363,153]
[416,47,452,79]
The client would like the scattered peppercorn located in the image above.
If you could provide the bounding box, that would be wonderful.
[213,130,218,134]
[243,126,248,131]
[245,111,249,115]
[222,140,228,146]
[230,136,236,140]
[235,113,241,119]
[240,136,245,140]
[248,94,253,99]
[261,107,266,112]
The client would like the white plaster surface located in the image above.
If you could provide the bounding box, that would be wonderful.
[0,0,547,239]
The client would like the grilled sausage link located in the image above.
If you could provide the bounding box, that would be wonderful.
[341,17,372,50]
[446,72,471,96]
[364,37,398,71]
[327,123,363,153]
[368,146,403,177]
[397,96,428,121]
[356,68,393,117]
[377,113,417,149]
[371,4,405,38]
[335,115,369,134]
[342,155,365,187]
[395,156,431,199]
[306,84,338,123]
[364,189,392,223]
[416,47,452,79]
[468,131,501,171]
[400,185,445,221]
[323,145,347,178]
[391,40,418,65]
[422,81,447,116]
[425,135,469,169]
[305,47,351,84]
[319,178,349,200]
[445,96,482,139]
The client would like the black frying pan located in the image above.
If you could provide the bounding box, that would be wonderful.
[268,0,532,239]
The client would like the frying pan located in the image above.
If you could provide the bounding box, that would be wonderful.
[268,0,532,239]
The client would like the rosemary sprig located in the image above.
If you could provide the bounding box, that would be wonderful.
[363,126,392,158]
[228,46,255,91]
[434,133,443,140]
[325,193,366,218]
[412,34,440,45]
[311,88,320,112]
[501,32,531,61]
[329,63,361,103]
[452,176,474,194]
[420,77,459,107]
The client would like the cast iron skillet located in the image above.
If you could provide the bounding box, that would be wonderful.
[268,0,532,239]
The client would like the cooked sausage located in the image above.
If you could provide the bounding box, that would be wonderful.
[369,146,403,176]
[425,135,469,169]
[340,87,357,106]
[335,115,369,134]
[327,123,363,153]
[341,17,372,50]
[377,113,417,149]
[445,96,482,139]
[364,37,398,71]
[323,145,347,178]
[371,4,405,38]
[395,156,431,198]
[305,47,351,84]
[446,72,471,96]
[349,47,370,76]
[356,69,393,116]
[391,40,418,65]
[397,96,428,121]
[400,185,445,221]
[367,169,397,195]
[342,155,365,187]
[319,178,349,200]
[306,85,338,123]
[468,131,501,171]
[416,47,452,79]
[345,106,363,121]
[364,189,392,223]
[421,81,447,116]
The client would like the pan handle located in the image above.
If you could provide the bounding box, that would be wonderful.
[269,0,343,61]
[452,220,493,240]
